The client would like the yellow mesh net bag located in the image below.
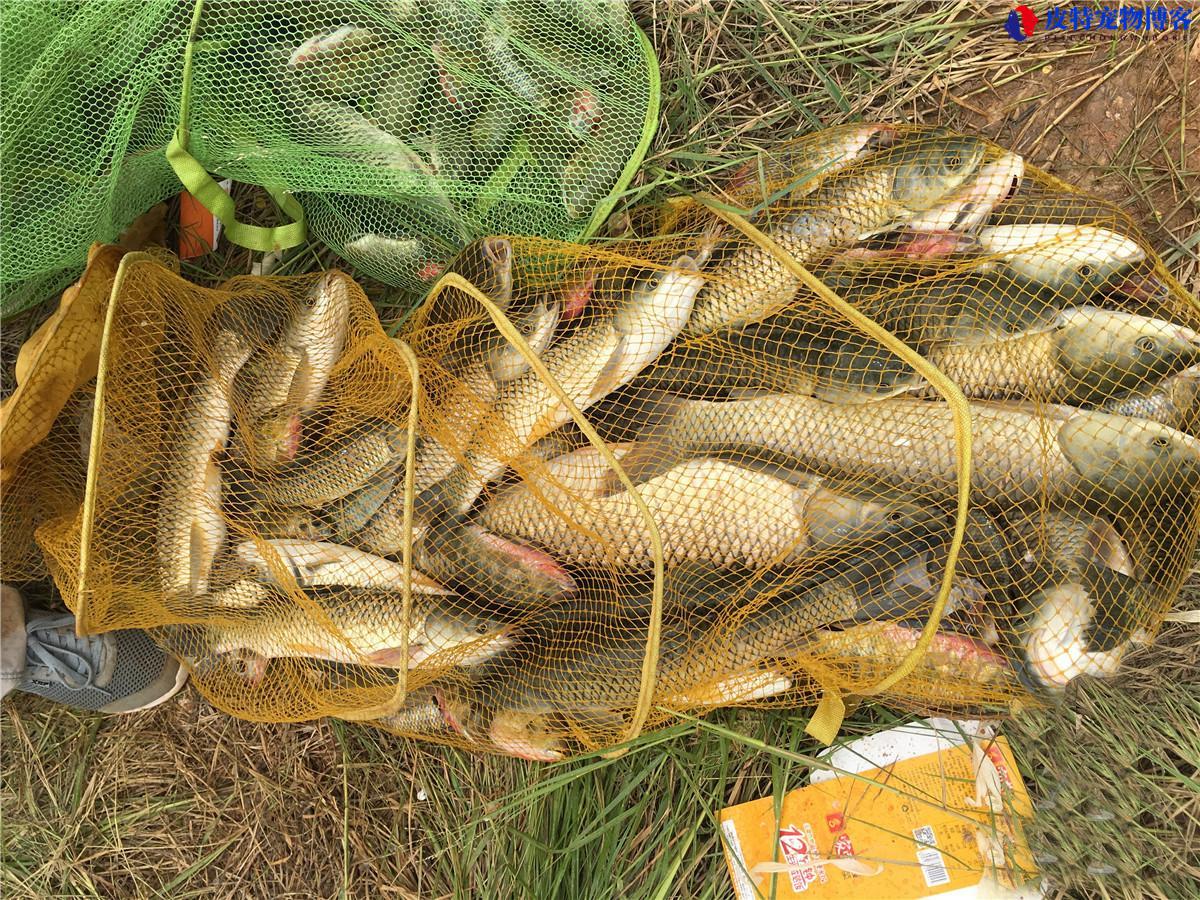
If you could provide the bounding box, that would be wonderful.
[22,124,1200,761]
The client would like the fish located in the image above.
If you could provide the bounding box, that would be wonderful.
[609,393,1200,508]
[303,100,434,177]
[344,234,432,278]
[485,520,945,760]
[157,326,253,598]
[353,500,577,608]
[476,442,925,569]
[233,538,455,594]
[814,224,1153,352]
[813,258,1060,350]
[426,257,706,517]
[413,519,577,609]
[1016,563,1158,691]
[895,149,1024,234]
[723,123,897,197]
[985,194,1129,230]
[359,248,568,556]
[404,237,522,493]
[258,417,409,508]
[626,336,818,400]
[186,581,515,675]
[288,26,391,100]
[418,237,516,333]
[804,623,1013,689]
[231,271,352,469]
[914,306,1200,403]
[1101,366,1200,434]
[684,135,1018,335]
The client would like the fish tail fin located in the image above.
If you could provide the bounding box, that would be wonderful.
[597,391,692,495]
[1082,564,1159,653]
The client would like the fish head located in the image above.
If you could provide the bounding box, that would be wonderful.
[904,150,1024,233]
[886,136,989,215]
[489,709,565,761]
[486,293,562,384]
[1055,307,1200,398]
[1057,409,1200,498]
[415,611,516,667]
[978,224,1146,300]
[803,489,926,550]
[1017,564,1152,691]
[815,342,923,402]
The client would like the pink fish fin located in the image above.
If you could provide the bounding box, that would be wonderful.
[366,647,413,667]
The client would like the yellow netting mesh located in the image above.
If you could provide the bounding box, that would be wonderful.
[10,124,1199,760]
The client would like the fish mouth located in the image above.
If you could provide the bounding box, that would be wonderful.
[1113,269,1173,305]
[863,123,899,152]
[489,710,565,761]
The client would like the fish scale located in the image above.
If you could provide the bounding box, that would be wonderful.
[685,167,898,336]
[193,581,511,670]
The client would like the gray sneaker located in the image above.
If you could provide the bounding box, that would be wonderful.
[18,607,188,713]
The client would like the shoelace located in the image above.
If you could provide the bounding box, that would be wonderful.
[24,614,112,697]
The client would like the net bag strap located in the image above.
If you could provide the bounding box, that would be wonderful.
[695,198,975,745]
[167,0,308,253]
[425,268,669,753]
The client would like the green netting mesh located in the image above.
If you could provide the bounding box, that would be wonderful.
[1,0,659,314]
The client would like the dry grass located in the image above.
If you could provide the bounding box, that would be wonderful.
[3,3,1198,898]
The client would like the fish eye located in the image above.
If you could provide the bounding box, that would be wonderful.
[946,154,962,168]
[474,621,492,635]
[1077,264,1094,280]
[1151,435,1171,449]
[1135,336,1157,353]
[887,510,906,523]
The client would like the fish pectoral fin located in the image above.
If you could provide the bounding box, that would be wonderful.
[814,381,920,404]
[1083,518,1134,577]
[598,438,681,495]
[283,347,313,410]
[365,647,413,667]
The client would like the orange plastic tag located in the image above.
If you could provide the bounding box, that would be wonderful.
[177,179,232,259]
[720,725,1039,900]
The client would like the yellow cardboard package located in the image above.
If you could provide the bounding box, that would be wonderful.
[720,719,1040,899]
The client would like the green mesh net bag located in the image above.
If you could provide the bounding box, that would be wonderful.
[0,0,659,315]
